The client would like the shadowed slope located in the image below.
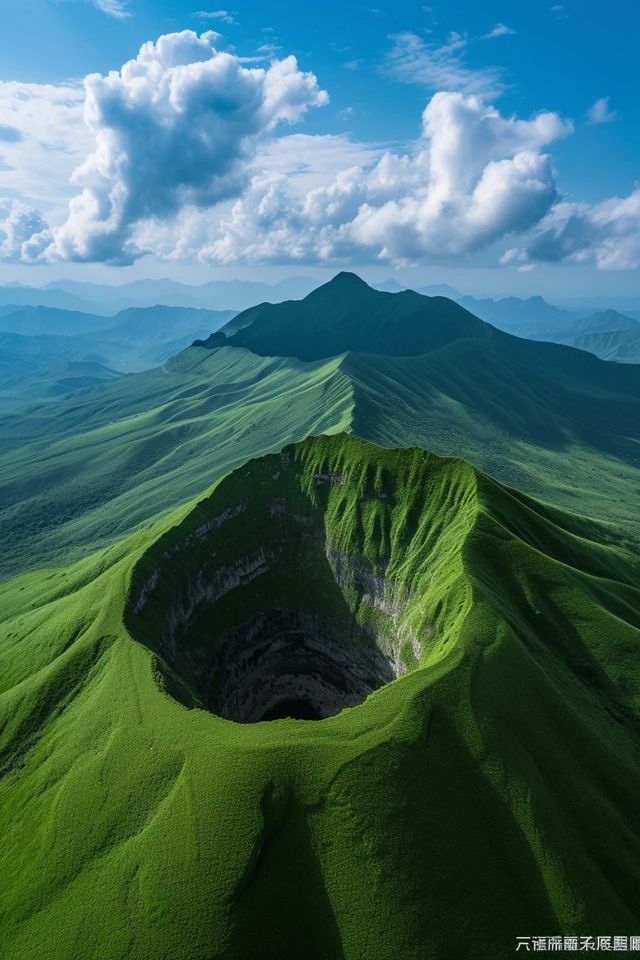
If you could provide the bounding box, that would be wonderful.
[200,271,492,360]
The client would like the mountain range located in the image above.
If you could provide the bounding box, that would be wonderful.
[0,305,235,401]
[1,272,639,571]
[0,276,320,315]
[1,273,639,960]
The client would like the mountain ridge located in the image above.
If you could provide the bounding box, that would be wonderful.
[200,271,493,360]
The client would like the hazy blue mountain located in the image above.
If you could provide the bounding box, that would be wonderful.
[556,295,640,315]
[43,276,320,311]
[0,305,122,336]
[374,278,463,298]
[0,305,234,400]
[0,287,107,313]
[456,294,582,340]
[563,327,640,364]
[574,309,640,334]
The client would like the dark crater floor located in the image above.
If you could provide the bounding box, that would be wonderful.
[125,449,412,723]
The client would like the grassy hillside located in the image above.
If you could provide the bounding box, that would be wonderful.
[1,433,639,960]
[2,276,639,578]
[0,347,355,575]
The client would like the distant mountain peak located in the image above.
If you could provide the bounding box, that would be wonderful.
[199,269,490,361]
[320,271,371,291]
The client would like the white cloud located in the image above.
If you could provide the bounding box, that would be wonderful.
[0,81,88,208]
[482,23,515,39]
[0,200,52,262]
[259,133,383,184]
[4,27,637,273]
[192,10,236,24]
[508,189,640,270]
[384,31,505,99]
[165,91,572,266]
[586,96,618,125]
[89,0,131,18]
[256,43,282,56]
[44,30,327,264]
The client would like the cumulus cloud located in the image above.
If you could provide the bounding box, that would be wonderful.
[3,27,636,272]
[586,96,618,125]
[44,31,327,264]
[506,188,640,270]
[0,200,52,262]
[182,91,572,265]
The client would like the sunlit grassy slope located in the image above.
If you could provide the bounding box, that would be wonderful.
[1,275,639,576]
[0,347,354,576]
[1,434,639,960]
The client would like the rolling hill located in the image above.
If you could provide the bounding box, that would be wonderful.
[1,433,639,960]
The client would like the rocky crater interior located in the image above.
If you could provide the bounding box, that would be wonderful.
[126,438,468,723]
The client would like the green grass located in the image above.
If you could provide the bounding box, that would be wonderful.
[2,275,640,959]
[0,434,639,959]
[0,347,354,576]
[2,274,639,581]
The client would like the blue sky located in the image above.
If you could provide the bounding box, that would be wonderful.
[0,0,637,299]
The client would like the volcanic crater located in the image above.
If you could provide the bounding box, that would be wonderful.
[126,435,474,722]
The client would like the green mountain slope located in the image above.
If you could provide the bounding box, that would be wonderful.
[0,347,354,575]
[2,272,640,960]
[2,276,639,578]
[1,433,638,960]
[0,333,124,401]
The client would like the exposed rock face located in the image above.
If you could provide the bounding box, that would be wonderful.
[205,608,395,722]
[128,512,402,722]
[126,436,475,723]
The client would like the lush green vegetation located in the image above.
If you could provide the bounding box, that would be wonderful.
[1,434,639,959]
[1,275,639,958]
[2,275,639,577]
